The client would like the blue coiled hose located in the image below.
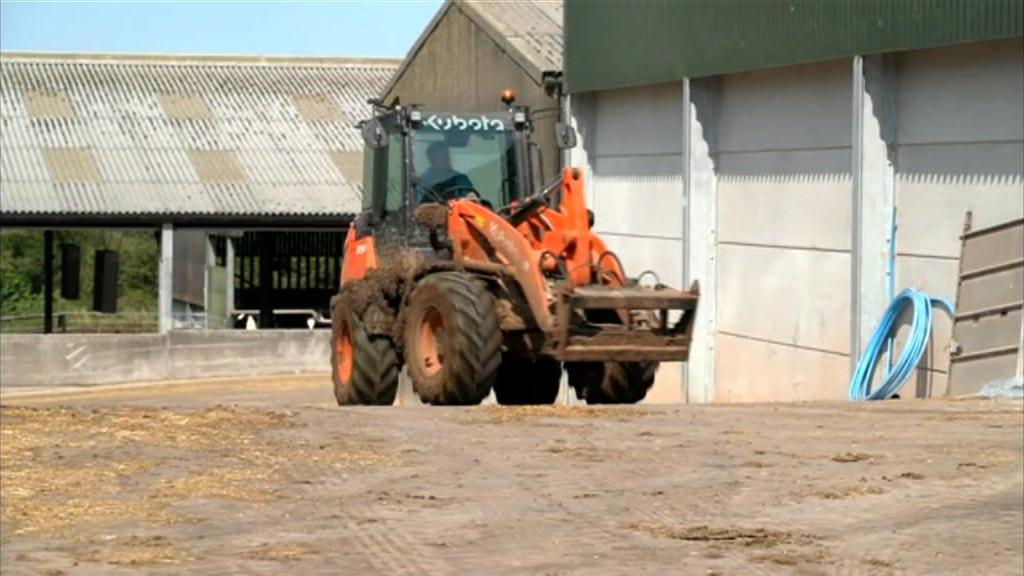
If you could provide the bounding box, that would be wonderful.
[848,288,955,401]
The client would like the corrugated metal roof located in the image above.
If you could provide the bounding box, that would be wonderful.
[465,0,563,76]
[0,52,400,223]
[382,0,563,98]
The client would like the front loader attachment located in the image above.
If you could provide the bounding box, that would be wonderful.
[551,281,700,362]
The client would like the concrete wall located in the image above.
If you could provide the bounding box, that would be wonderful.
[893,38,1024,396]
[572,38,1023,403]
[714,58,853,401]
[0,330,330,388]
[587,81,686,403]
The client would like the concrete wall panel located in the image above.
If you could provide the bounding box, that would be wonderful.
[713,56,855,401]
[896,150,1024,258]
[717,151,851,250]
[715,333,849,402]
[897,39,1024,145]
[718,58,852,152]
[717,244,851,354]
[589,80,685,288]
[591,155,683,239]
[895,255,960,301]
[895,39,1024,261]
[593,82,682,157]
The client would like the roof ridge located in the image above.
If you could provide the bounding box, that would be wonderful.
[466,0,562,35]
[0,51,402,67]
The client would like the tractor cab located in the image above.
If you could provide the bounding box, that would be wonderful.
[355,97,575,250]
[359,105,522,244]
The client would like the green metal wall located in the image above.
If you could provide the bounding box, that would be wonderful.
[565,0,1024,93]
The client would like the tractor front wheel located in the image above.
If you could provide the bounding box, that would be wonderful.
[403,273,502,405]
[331,300,400,406]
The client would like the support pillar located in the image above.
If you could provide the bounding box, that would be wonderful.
[225,237,235,318]
[851,55,897,366]
[159,223,174,334]
[43,230,54,334]
[258,232,273,328]
[682,77,720,403]
[203,233,213,329]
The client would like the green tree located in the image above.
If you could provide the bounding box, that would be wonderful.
[0,229,159,325]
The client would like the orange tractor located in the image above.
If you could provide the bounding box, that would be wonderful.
[331,95,699,406]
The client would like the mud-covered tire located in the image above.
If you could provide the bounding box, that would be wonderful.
[494,355,562,405]
[331,299,400,406]
[566,361,657,404]
[403,273,501,405]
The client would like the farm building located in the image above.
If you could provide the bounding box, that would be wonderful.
[564,1,1024,402]
[382,0,564,179]
[0,52,398,332]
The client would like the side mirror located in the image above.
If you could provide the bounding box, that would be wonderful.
[360,117,386,149]
[555,122,577,149]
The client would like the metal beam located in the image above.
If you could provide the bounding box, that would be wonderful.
[43,230,53,334]
[159,223,174,334]
[204,232,213,329]
[226,237,235,319]
[258,232,274,328]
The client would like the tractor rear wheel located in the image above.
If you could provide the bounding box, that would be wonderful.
[403,273,502,405]
[566,361,657,404]
[494,355,562,405]
[331,299,400,406]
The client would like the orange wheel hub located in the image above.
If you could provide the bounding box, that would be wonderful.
[417,306,446,376]
[336,320,354,383]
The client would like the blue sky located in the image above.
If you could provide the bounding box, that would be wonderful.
[0,1,443,58]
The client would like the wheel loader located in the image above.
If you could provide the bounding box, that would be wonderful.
[330,93,699,406]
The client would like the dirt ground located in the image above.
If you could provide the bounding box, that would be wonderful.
[1,374,1022,575]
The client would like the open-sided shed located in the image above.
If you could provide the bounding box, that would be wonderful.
[0,52,399,331]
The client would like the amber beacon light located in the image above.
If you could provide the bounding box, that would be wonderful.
[500,88,516,105]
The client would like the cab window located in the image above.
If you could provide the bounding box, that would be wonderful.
[384,130,404,212]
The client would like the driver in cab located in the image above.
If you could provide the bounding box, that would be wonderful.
[418,141,479,203]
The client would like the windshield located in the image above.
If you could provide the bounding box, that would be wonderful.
[410,115,521,209]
